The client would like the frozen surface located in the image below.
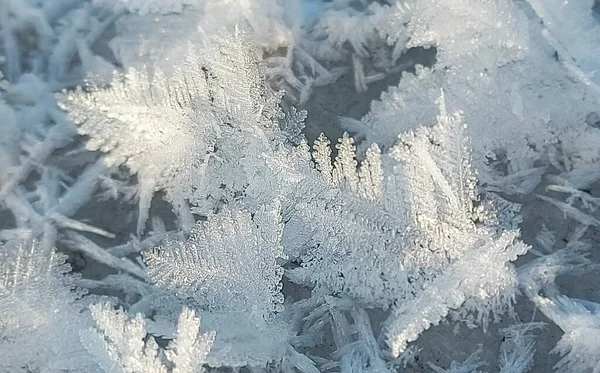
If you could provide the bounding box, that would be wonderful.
[2,0,600,372]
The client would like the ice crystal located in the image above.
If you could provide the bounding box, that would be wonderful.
[3,0,600,371]
[142,203,292,368]
[81,302,214,373]
[58,29,280,235]
[0,240,94,372]
[244,94,528,360]
[93,0,194,15]
[144,204,285,318]
[352,0,600,193]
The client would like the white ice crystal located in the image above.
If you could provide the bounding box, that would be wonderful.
[59,56,219,234]
[81,302,214,373]
[93,0,195,15]
[351,0,600,193]
[144,204,286,318]
[142,203,296,368]
[3,0,600,372]
[58,29,279,235]
[0,240,96,372]
[525,0,600,89]
[241,94,529,360]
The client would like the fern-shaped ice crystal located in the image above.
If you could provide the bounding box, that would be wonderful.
[143,202,290,368]
[58,29,279,236]
[0,240,94,372]
[383,95,529,357]
[81,302,214,373]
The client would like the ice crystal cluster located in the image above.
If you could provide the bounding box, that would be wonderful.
[2,0,600,372]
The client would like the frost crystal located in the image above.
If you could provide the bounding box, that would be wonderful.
[383,97,528,357]
[143,203,291,368]
[250,94,528,359]
[4,0,600,371]
[353,0,599,192]
[58,30,279,235]
[0,240,94,372]
[499,322,545,373]
[429,345,486,373]
[82,303,214,373]
[58,47,216,234]
[93,0,194,15]
[144,204,285,318]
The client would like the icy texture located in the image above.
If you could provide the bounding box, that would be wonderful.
[3,0,600,371]
[498,322,545,373]
[82,302,214,372]
[519,229,600,373]
[143,204,294,368]
[58,48,219,235]
[246,95,529,359]
[0,240,95,372]
[301,0,413,94]
[429,346,486,373]
[525,0,600,89]
[351,0,600,192]
[58,29,281,235]
[93,0,194,15]
[144,204,285,318]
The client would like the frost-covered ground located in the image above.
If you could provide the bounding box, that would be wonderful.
[2,0,600,372]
